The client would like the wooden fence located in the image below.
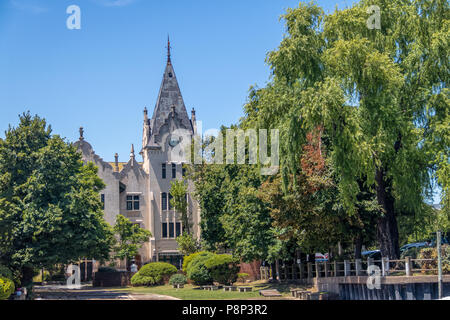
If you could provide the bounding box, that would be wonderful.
[260,256,444,281]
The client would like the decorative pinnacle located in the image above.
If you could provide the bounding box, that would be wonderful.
[167,35,171,64]
[79,127,84,141]
[130,144,135,158]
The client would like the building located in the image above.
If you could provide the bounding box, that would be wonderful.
[74,39,200,270]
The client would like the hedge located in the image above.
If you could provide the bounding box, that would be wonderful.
[204,254,239,285]
[0,277,14,300]
[418,245,450,274]
[0,265,13,280]
[182,251,209,273]
[186,252,215,285]
[131,262,177,286]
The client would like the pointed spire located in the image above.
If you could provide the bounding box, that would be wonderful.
[79,127,84,141]
[167,35,171,64]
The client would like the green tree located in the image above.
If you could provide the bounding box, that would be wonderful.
[176,233,200,256]
[170,180,191,234]
[242,0,449,258]
[112,214,151,264]
[0,112,114,285]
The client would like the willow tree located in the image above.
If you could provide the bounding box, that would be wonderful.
[243,0,448,258]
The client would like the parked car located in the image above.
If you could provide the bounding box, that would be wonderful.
[400,242,429,258]
[315,253,329,262]
[361,250,381,260]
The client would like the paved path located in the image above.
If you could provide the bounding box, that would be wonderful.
[33,285,179,300]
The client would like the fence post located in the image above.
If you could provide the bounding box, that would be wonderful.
[334,261,338,277]
[405,256,412,277]
[382,257,389,276]
[355,259,362,276]
[344,260,350,276]
[307,262,312,279]
[324,262,329,278]
[315,261,320,278]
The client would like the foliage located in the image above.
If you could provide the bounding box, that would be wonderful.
[204,254,239,285]
[418,245,450,274]
[133,262,177,286]
[182,251,209,274]
[0,265,12,280]
[170,180,191,234]
[0,276,14,300]
[130,274,157,287]
[237,273,249,282]
[186,252,215,285]
[169,273,187,286]
[240,0,449,258]
[112,214,151,263]
[176,233,200,256]
[0,112,115,285]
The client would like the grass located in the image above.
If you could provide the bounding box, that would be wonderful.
[112,280,313,300]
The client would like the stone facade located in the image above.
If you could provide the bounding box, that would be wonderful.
[74,42,200,269]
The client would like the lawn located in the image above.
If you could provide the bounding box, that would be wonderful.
[119,281,312,300]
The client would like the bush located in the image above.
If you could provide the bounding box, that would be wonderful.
[0,265,13,280]
[237,273,249,282]
[131,262,177,286]
[182,251,209,274]
[98,267,118,273]
[204,254,239,285]
[187,252,215,285]
[418,245,450,274]
[131,274,158,286]
[0,277,14,300]
[169,274,187,286]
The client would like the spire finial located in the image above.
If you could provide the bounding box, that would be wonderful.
[130,144,135,158]
[79,127,84,141]
[167,35,171,64]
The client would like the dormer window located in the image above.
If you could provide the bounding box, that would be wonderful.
[168,72,173,77]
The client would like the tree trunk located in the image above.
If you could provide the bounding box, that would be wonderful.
[375,168,400,259]
[354,235,363,259]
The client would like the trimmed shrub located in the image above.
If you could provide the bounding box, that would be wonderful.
[169,274,187,286]
[0,265,13,280]
[187,252,215,285]
[182,251,209,274]
[130,274,158,286]
[237,273,249,282]
[131,262,177,286]
[204,254,239,285]
[0,276,14,300]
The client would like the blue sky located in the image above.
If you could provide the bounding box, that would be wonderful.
[0,0,352,161]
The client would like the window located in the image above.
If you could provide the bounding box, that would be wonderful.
[169,222,174,238]
[182,166,186,177]
[126,196,133,210]
[169,193,173,210]
[161,193,167,211]
[126,195,140,210]
[101,194,105,210]
[162,163,167,178]
[172,163,176,178]
[162,222,168,238]
[133,195,140,210]
[175,222,181,237]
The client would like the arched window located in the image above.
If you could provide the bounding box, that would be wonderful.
[161,192,167,211]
